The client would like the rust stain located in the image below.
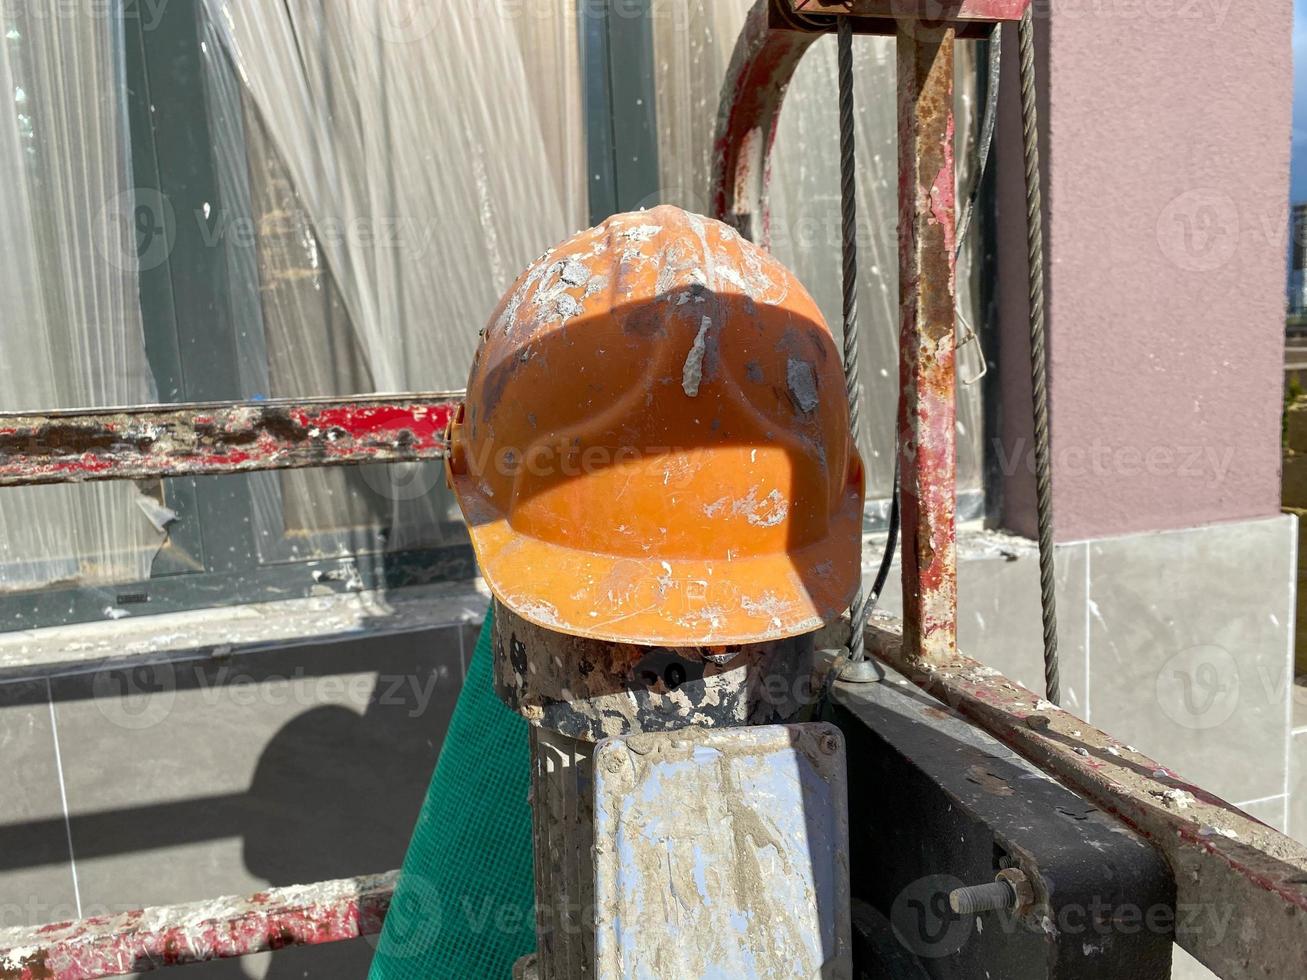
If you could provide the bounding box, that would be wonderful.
[0,873,396,979]
[897,27,958,667]
[0,396,459,487]
[0,950,53,980]
[965,764,1014,797]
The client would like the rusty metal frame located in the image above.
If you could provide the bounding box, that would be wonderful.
[894,20,959,664]
[793,0,1029,24]
[709,0,822,244]
[0,872,395,979]
[0,390,450,977]
[712,0,1013,666]
[0,394,460,487]
[707,0,1007,244]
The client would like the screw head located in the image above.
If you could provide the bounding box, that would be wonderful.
[819,732,841,755]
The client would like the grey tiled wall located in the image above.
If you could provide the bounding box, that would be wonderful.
[1291,701,1307,842]
[876,516,1299,980]
[0,624,479,979]
[874,515,1299,832]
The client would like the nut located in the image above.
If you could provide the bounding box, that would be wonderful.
[996,867,1036,913]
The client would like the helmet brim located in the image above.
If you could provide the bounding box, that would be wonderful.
[455,475,865,647]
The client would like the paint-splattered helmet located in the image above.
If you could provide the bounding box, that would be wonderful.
[446,205,864,645]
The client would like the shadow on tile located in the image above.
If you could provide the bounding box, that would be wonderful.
[2,629,473,979]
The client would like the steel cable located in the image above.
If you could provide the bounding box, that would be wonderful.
[1018,8,1061,704]
[837,17,873,663]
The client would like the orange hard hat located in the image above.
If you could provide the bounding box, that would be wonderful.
[446,205,864,646]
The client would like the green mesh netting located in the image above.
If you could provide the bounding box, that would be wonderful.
[368,607,535,979]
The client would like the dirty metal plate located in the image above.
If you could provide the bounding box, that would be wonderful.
[592,723,851,979]
[863,617,1307,979]
[833,665,1173,979]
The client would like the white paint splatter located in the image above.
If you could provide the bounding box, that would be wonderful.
[621,224,662,242]
[1153,788,1196,810]
[746,489,788,527]
[512,598,562,628]
[703,486,788,528]
[559,259,590,286]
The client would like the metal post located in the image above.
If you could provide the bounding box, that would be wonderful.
[895,22,958,666]
[528,727,595,980]
[491,601,816,979]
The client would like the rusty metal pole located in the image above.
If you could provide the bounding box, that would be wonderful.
[895,20,958,666]
[0,394,460,486]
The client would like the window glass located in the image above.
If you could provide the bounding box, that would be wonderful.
[198,0,587,560]
[0,5,163,593]
[0,1,587,610]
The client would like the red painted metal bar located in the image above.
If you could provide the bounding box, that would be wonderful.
[895,24,958,664]
[708,0,1029,242]
[712,1,964,665]
[862,619,1307,979]
[0,872,396,979]
[710,0,821,245]
[0,394,460,487]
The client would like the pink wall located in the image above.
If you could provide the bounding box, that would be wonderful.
[996,4,1294,542]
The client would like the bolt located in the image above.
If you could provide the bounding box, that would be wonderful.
[949,869,1034,916]
[819,732,841,755]
[948,880,1016,916]
[603,753,625,774]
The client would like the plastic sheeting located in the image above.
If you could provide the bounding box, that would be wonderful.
[198,0,587,555]
[0,5,163,592]
[651,1,987,502]
[1,0,985,594]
